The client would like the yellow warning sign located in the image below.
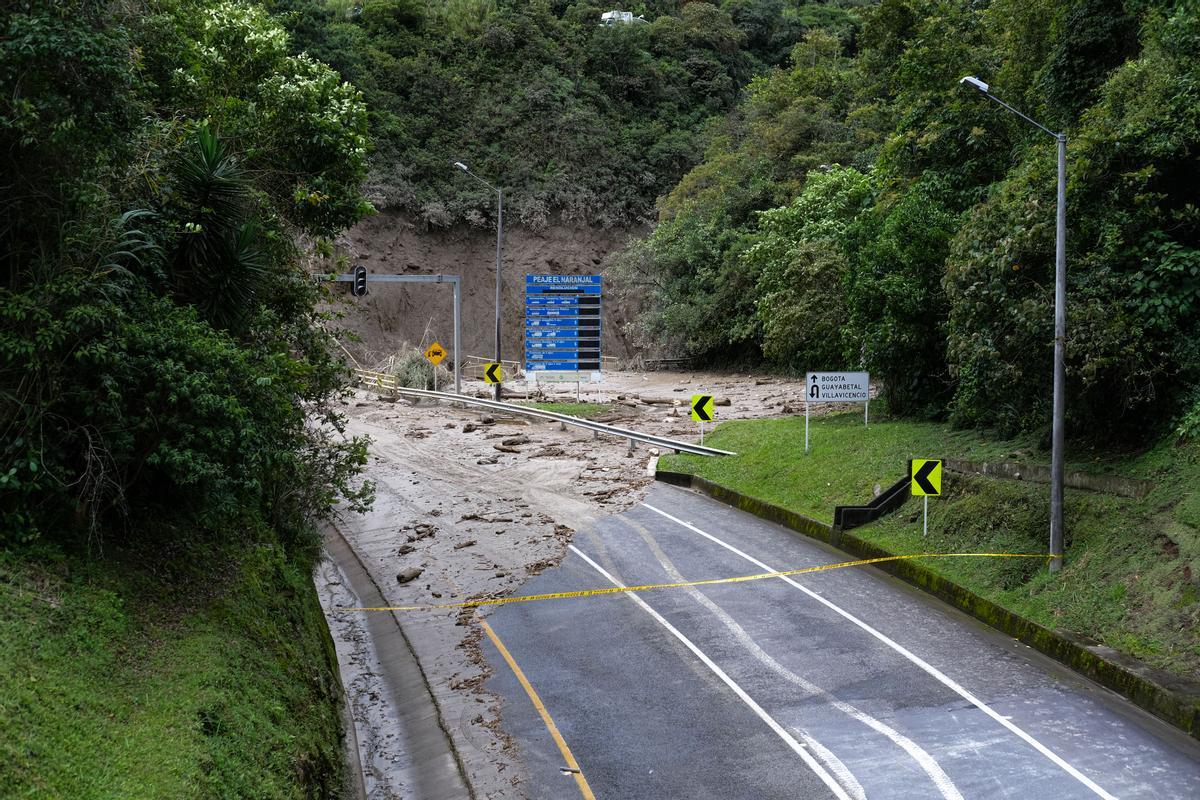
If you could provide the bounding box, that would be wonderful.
[691,394,714,423]
[911,459,943,496]
[424,342,447,365]
[483,362,502,384]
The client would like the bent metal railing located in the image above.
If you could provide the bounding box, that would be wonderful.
[352,369,735,458]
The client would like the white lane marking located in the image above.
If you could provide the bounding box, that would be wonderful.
[567,544,854,800]
[640,502,1119,800]
[798,731,868,800]
[627,518,960,800]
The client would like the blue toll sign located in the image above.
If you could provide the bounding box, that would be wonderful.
[524,275,602,374]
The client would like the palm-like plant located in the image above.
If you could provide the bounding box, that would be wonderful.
[171,127,267,332]
[93,209,162,302]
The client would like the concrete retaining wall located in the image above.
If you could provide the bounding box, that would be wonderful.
[944,458,1154,500]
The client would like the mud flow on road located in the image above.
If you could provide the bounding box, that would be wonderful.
[315,369,818,798]
[316,370,1200,799]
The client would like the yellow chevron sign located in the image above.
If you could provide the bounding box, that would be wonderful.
[911,459,943,496]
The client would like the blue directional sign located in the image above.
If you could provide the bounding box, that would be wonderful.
[525,275,602,375]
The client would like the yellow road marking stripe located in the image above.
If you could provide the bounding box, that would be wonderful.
[480,619,596,800]
[338,553,1050,613]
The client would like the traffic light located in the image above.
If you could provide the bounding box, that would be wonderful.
[352,265,367,297]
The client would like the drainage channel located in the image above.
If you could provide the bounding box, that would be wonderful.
[319,524,475,800]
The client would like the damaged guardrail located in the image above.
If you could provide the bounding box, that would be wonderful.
[353,369,735,458]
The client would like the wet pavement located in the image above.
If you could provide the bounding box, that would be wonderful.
[482,484,1200,799]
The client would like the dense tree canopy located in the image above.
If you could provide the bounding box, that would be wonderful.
[615,0,1200,440]
[1,0,373,545]
[265,0,865,228]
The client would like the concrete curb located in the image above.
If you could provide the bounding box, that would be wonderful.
[655,469,1200,741]
[322,525,476,799]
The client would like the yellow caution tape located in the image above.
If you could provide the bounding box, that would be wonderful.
[337,552,1052,613]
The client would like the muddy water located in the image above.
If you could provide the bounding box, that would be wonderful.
[316,557,405,799]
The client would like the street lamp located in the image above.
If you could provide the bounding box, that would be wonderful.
[452,161,505,401]
[960,76,1067,573]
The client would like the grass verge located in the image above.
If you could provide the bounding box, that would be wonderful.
[0,536,345,799]
[661,411,1200,681]
[522,401,618,419]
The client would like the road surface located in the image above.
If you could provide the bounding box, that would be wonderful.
[480,483,1200,799]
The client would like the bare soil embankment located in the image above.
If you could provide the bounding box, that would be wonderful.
[333,212,643,364]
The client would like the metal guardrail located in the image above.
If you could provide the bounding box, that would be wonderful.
[353,369,735,458]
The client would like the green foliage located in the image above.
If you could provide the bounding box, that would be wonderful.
[0,0,142,280]
[430,0,498,37]
[1175,389,1200,442]
[154,0,372,236]
[0,539,346,798]
[1,1,372,548]
[947,4,1200,434]
[170,127,268,331]
[1040,0,1141,123]
[620,0,1200,440]
[386,347,449,389]
[610,23,864,357]
[523,401,618,418]
[844,174,959,415]
[266,0,857,227]
[746,165,874,368]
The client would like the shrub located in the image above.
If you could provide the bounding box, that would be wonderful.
[0,1,374,548]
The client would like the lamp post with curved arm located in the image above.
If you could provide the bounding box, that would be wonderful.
[453,161,504,401]
[960,76,1067,573]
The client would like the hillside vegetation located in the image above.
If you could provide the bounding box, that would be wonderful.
[1,0,373,792]
[268,0,867,228]
[616,0,1200,441]
[0,541,346,798]
[2,0,373,548]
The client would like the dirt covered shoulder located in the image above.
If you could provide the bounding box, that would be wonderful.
[325,369,832,798]
[0,537,346,798]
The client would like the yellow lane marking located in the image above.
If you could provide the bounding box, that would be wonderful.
[338,553,1051,613]
[480,619,596,800]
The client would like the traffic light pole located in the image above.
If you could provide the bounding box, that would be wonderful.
[332,271,462,394]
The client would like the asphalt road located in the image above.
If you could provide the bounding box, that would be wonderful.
[481,483,1200,799]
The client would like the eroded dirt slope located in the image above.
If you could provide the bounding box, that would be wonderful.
[332,212,643,364]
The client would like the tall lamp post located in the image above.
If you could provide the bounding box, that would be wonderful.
[960,76,1066,573]
[453,161,504,401]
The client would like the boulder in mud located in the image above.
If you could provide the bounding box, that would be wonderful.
[396,567,423,584]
